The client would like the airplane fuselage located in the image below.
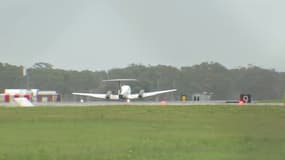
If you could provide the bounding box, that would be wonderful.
[119,85,131,99]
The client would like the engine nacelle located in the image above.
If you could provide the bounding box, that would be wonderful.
[138,90,144,98]
[119,94,124,99]
[105,91,112,99]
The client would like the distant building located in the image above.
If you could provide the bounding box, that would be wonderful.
[192,92,212,101]
[37,91,61,103]
[1,89,60,103]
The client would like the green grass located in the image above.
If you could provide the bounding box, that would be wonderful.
[0,105,285,160]
[254,99,284,103]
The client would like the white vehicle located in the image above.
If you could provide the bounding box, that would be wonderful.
[72,79,176,101]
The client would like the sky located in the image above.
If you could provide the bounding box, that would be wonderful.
[0,0,284,71]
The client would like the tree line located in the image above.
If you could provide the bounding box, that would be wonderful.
[0,62,284,101]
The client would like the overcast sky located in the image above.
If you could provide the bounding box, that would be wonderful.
[1,0,284,71]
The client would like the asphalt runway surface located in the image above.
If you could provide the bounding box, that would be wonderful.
[1,101,284,107]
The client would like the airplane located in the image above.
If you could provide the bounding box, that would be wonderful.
[72,79,177,102]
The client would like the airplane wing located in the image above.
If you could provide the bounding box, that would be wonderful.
[128,89,177,99]
[72,93,119,100]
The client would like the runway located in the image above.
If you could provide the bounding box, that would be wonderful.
[1,101,283,107]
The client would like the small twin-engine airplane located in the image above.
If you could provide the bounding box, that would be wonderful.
[72,79,177,102]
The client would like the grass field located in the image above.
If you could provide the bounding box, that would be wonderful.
[0,105,285,160]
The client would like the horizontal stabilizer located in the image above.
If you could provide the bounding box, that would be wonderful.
[103,79,137,82]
